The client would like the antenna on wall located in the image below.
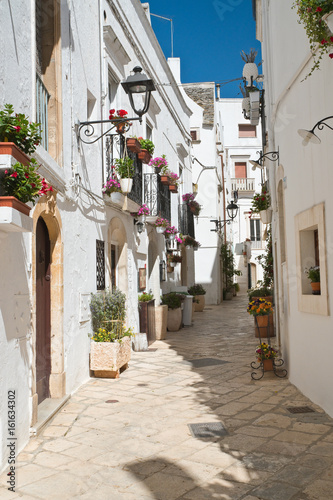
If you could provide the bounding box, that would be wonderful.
[150,13,174,58]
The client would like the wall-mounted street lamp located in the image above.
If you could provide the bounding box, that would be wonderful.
[134,218,145,234]
[210,201,239,233]
[249,150,279,170]
[78,67,156,144]
[298,116,333,145]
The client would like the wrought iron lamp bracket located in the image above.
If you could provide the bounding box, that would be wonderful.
[78,117,141,144]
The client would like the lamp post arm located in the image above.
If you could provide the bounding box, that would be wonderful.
[314,116,333,133]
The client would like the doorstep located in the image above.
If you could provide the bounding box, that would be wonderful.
[30,395,71,437]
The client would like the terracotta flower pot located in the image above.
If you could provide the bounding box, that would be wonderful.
[262,359,274,371]
[126,138,141,154]
[138,149,152,164]
[160,175,169,185]
[169,184,178,193]
[254,313,274,338]
[310,282,320,295]
[0,142,31,166]
[167,307,182,332]
[0,196,31,216]
[194,295,205,312]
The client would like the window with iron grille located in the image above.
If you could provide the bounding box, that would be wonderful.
[96,240,105,290]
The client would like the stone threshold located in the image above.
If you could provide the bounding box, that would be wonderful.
[30,395,71,437]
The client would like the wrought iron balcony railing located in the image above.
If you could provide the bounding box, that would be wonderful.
[144,174,171,221]
[127,151,143,206]
[179,204,195,237]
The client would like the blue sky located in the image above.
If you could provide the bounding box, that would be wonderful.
[143,0,261,98]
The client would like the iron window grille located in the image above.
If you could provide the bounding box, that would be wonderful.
[144,173,171,220]
[179,204,195,237]
[96,240,105,290]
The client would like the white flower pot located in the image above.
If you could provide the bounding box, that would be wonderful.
[156,226,165,234]
[120,178,133,194]
[170,262,176,268]
[185,245,191,250]
[242,62,258,85]
[168,233,175,241]
[260,209,273,224]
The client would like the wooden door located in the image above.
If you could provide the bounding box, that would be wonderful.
[36,218,51,404]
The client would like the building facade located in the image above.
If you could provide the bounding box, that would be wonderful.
[0,0,194,470]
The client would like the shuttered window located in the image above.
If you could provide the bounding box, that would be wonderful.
[239,124,257,138]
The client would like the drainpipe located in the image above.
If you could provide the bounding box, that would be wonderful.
[220,154,226,245]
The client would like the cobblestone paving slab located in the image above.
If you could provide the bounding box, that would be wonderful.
[1,294,333,499]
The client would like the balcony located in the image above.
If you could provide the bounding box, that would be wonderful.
[231,178,255,197]
[144,173,170,221]
[179,204,195,237]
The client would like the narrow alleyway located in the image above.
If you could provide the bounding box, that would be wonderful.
[1,295,333,500]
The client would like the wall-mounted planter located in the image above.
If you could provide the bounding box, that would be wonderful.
[0,196,31,216]
[169,184,178,193]
[138,149,152,164]
[160,175,169,185]
[0,142,31,167]
[126,138,141,154]
[260,209,272,224]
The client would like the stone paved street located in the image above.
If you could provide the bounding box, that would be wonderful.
[1,295,333,499]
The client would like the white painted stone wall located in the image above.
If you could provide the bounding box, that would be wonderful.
[258,0,333,416]
[0,0,192,471]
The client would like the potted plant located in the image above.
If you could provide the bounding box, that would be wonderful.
[114,156,135,194]
[188,283,206,312]
[256,229,274,292]
[183,235,197,249]
[247,298,274,339]
[137,137,155,164]
[89,289,134,377]
[0,104,42,158]
[154,216,169,234]
[138,291,155,347]
[164,224,178,240]
[127,136,141,154]
[250,188,272,224]
[109,109,130,134]
[305,266,320,294]
[167,171,180,192]
[255,342,278,371]
[137,203,150,223]
[161,292,184,331]
[169,254,182,267]
[240,49,259,85]
[292,0,333,77]
[221,243,242,299]
[148,155,168,174]
[102,178,121,196]
[0,159,52,215]
[188,200,201,216]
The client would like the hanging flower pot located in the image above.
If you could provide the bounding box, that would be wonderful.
[156,226,165,234]
[160,175,169,185]
[169,184,178,193]
[126,138,141,154]
[138,149,152,164]
[260,209,272,224]
[120,178,133,194]
[115,121,126,134]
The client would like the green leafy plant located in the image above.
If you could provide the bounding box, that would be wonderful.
[188,284,206,296]
[247,298,273,316]
[0,160,52,204]
[221,243,242,291]
[293,0,333,77]
[248,286,273,300]
[137,137,155,155]
[91,326,134,343]
[161,292,184,309]
[138,291,154,302]
[0,104,42,155]
[256,228,273,288]
[90,289,128,340]
[114,157,135,178]
[305,266,320,282]
[188,200,201,216]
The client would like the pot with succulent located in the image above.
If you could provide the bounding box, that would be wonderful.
[89,289,134,378]
[161,292,184,332]
[305,266,320,294]
[154,216,169,234]
[247,298,274,339]
[188,284,206,312]
[109,109,131,134]
[250,188,272,224]
[293,0,333,78]
[0,159,53,215]
[114,156,135,194]
[0,104,42,163]
[137,137,155,164]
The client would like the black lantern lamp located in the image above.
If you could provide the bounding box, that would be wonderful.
[298,116,333,145]
[210,200,239,232]
[134,218,145,234]
[121,67,156,119]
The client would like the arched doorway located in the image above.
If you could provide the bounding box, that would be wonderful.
[36,217,51,404]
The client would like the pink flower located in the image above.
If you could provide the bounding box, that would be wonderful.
[13,126,21,131]
[11,172,18,178]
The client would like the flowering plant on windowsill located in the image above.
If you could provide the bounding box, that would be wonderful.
[293,0,333,77]
[256,342,278,361]
[0,103,42,155]
[305,265,320,282]
[102,178,121,196]
[0,159,52,204]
